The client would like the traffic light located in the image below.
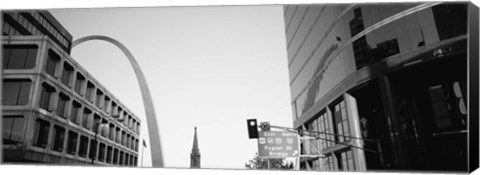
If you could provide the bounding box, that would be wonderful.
[247,119,259,139]
[260,122,270,131]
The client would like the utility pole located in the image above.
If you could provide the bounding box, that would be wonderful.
[267,158,271,170]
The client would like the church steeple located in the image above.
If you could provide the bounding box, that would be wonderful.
[190,127,201,168]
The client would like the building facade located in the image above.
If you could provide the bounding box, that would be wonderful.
[283,2,469,171]
[2,10,141,166]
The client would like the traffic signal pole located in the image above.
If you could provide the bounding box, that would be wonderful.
[247,119,379,170]
[268,124,379,154]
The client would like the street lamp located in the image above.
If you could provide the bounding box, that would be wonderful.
[91,118,108,165]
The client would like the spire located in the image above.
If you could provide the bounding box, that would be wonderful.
[192,127,199,152]
[190,126,201,168]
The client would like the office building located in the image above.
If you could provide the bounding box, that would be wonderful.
[2,10,141,166]
[283,2,472,172]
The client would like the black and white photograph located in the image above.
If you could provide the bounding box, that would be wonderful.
[1,1,479,174]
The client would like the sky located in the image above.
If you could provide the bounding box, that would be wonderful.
[49,5,293,169]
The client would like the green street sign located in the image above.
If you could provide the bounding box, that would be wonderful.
[257,131,299,158]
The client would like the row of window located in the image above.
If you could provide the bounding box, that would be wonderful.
[2,77,139,152]
[2,19,23,36]
[289,4,468,119]
[301,99,356,171]
[285,4,416,68]
[44,49,141,134]
[303,100,350,152]
[1,43,141,135]
[287,4,417,93]
[38,81,140,151]
[2,115,138,166]
[33,117,138,166]
[3,12,70,49]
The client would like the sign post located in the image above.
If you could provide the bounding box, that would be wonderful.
[257,131,299,158]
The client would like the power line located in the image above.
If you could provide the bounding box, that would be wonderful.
[268,125,380,154]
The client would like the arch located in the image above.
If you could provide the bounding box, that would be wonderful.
[73,35,164,167]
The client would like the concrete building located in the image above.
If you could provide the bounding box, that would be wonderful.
[2,10,141,166]
[283,2,472,172]
[190,127,201,168]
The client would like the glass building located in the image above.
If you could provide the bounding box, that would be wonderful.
[283,2,473,172]
[2,10,141,166]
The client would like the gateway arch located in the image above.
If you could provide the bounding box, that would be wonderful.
[73,35,164,167]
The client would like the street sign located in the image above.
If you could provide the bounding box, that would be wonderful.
[257,131,299,158]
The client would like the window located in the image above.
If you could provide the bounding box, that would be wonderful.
[124,153,130,166]
[61,62,74,87]
[70,100,81,124]
[86,81,95,103]
[92,114,101,132]
[45,50,60,78]
[89,140,98,160]
[2,45,37,69]
[117,107,123,120]
[130,137,134,150]
[135,139,139,152]
[78,136,89,157]
[136,123,140,134]
[104,96,111,114]
[95,90,103,109]
[128,115,133,129]
[123,112,128,126]
[432,4,467,41]
[331,100,350,143]
[322,155,335,171]
[305,118,320,156]
[109,124,115,141]
[126,134,131,149]
[2,115,25,144]
[66,131,78,155]
[98,143,106,162]
[82,107,92,129]
[132,120,136,133]
[133,138,137,151]
[121,131,126,146]
[317,112,334,149]
[116,127,121,143]
[74,73,85,96]
[56,92,70,118]
[2,79,31,105]
[119,151,124,166]
[39,83,55,111]
[113,149,119,164]
[106,146,112,163]
[428,85,454,129]
[33,118,50,148]
[52,125,65,152]
[337,150,355,171]
[130,155,134,166]
[111,102,118,116]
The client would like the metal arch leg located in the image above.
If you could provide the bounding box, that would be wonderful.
[73,35,164,167]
